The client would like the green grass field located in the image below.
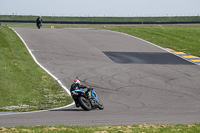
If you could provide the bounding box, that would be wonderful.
[105,24,200,57]
[0,26,73,112]
[1,124,200,133]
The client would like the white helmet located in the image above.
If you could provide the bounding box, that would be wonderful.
[74,79,80,85]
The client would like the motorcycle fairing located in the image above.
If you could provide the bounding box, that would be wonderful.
[74,89,85,94]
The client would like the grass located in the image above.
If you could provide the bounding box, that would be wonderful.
[105,24,200,57]
[0,22,105,29]
[0,26,73,112]
[0,124,200,133]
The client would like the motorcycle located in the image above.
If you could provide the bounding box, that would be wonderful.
[71,88,104,111]
[36,23,42,29]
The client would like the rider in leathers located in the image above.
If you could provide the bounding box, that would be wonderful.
[70,79,91,107]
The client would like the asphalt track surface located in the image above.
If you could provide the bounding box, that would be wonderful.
[1,28,200,127]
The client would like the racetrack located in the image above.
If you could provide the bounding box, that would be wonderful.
[1,28,200,127]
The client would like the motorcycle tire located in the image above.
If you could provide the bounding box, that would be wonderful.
[98,100,104,110]
[78,96,92,111]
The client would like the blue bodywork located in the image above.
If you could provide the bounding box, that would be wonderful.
[74,89,85,95]
[91,89,98,100]
[74,89,98,100]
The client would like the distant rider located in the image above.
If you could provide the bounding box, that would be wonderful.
[36,16,42,29]
[70,79,92,107]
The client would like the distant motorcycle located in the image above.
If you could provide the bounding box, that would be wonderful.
[36,16,42,29]
[37,23,42,29]
[71,88,104,111]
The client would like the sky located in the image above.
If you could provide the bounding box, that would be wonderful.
[0,0,200,17]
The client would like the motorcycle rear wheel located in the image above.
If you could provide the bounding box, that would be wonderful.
[78,96,92,111]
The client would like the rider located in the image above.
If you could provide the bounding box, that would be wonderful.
[70,79,92,107]
[36,16,42,29]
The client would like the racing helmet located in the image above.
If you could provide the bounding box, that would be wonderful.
[74,79,80,85]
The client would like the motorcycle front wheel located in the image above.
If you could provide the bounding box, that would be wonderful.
[78,96,92,111]
[98,100,104,110]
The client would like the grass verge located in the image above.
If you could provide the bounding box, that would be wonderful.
[0,26,73,112]
[105,24,200,57]
[0,124,200,133]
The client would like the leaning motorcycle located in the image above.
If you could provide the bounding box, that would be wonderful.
[71,88,104,111]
